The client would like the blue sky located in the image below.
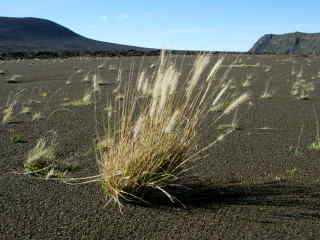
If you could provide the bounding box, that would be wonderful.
[2,1,320,51]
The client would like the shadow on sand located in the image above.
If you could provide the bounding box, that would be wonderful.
[128,179,320,215]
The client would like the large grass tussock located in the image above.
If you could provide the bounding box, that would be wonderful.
[79,52,250,208]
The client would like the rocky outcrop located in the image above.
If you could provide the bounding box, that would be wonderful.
[250,32,320,55]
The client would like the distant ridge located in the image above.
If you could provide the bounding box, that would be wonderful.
[250,32,320,55]
[0,17,154,56]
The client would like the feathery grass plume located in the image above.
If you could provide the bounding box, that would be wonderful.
[82,90,93,103]
[198,57,226,107]
[289,124,304,157]
[159,65,179,111]
[98,63,105,69]
[242,79,251,88]
[141,76,150,95]
[32,112,43,121]
[133,115,145,139]
[308,106,320,151]
[223,93,251,115]
[7,74,22,83]
[291,65,296,77]
[65,80,72,85]
[185,54,210,102]
[20,106,31,115]
[26,137,55,165]
[2,89,25,124]
[92,73,101,93]
[25,134,57,173]
[206,57,224,82]
[108,64,117,71]
[113,68,123,94]
[296,67,303,79]
[40,91,48,97]
[104,104,113,113]
[137,70,146,92]
[164,110,180,133]
[82,72,91,83]
[66,52,249,209]
[2,101,16,124]
[264,65,272,72]
[260,80,274,99]
[219,57,240,85]
[63,90,93,107]
[291,79,314,100]
[242,73,253,88]
[24,132,79,177]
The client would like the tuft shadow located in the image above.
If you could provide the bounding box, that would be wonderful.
[127,179,320,212]
[7,121,25,125]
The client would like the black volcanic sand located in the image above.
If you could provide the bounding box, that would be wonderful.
[1,55,320,240]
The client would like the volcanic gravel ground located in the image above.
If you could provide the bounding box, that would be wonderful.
[0,55,320,240]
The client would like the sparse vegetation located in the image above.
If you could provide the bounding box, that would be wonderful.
[291,79,314,100]
[20,106,31,114]
[308,107,320,151]
[62,90,93,107]
[1,53,317,214]
[2,7,320,238]
[260,80,274,99]
[24,133,78,177]
[286,167,298,178]
[2,102,16,124]
[40,91,48,97]
[7,74,22,83]
[65,80,72,85]
[2,89,25,124]
[10,133,26,144]
[289,124,304,157]
[82,72,91,83]
[25,135,57,173]
[32,112,43,121]
[65,52,251,208]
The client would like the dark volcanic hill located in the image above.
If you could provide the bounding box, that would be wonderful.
[250,32,320,55]
[0,17,152,54]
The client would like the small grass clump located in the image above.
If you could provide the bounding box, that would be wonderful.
[32,112,43,121]
[75,52,250,208]
[7,74,22,83]
[62,90,93,107]
[309,107,320,151]
[82,72,91,83]
[65,80,72,85]
[40,91,48,97]
[2,89,25,124]
[291,79,314,100]
[289,124,304,157]
[286,167,298,178]
[260,80,274,99]
[2,103,16,124]
[308,141,320,151]
[11,133,26,144]
[25,136,56,173]
[24,134,78,177]
[20,106,31,115]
